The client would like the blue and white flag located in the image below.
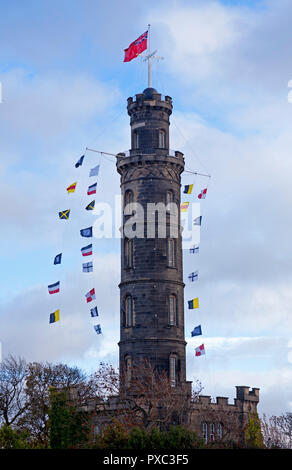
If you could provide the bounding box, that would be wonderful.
[189,245,199,254]
[82,262,93,273]
[191,325,202,337]
[193,216,202,226]
[54,253,62,265]
[90,306,99,318]
[89,165,100,177]
[188,271,198,282]
[94,324,102,334]
[75,155,84,168]
[80,227,93,238]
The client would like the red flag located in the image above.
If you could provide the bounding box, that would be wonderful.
[195,344,205,356]
[198,188,208,199]
[124,31,148,62]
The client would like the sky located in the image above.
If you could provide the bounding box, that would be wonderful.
[0,0,292,417]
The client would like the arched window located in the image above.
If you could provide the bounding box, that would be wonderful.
[210,423,215,442]
[125,238,133,268]
[166,190,173,205]
[94,424,101,436]
[217,423,223,439]
[169,355,176,387]
[158,129,165,148]
[202,422,208,444]
[125,355,132,385]
[169,295,177,326]
[125,295,133,327]
[167,239,175,267]
[124,189,133,207]
[133,131,139,149]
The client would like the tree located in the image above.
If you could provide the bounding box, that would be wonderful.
[92,359,202,432]
[244,413,264,448]
[0,355,28,427]
[95,424,203,449]
[0,424,31,449]
[261,413,292,449]
[49,387,90,449]
[20,361,92,445]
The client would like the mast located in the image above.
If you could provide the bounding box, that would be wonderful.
[142,24,163,89]
[148,24,152,88]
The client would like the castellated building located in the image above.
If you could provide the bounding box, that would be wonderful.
[92,87,259,445]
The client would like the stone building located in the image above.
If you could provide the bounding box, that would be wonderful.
[93,87,260,445]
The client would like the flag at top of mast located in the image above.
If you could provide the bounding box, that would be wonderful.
[123,25,163,89]
[124,30,148,62]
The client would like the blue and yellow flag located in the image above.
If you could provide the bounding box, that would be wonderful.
[59,209,70,220]
[86,200,95,211]
[184,184,193,194]
[49,309,60,324]
[188,298,199,309]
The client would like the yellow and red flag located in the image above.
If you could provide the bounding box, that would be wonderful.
[180,202,189,212]
[67,182,77,194]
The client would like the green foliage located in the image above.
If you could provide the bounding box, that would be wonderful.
[49,388,90,449]
[95,423,203,449]
[0,424,32,449]
[245,413,265,448]
[94,420,129,449]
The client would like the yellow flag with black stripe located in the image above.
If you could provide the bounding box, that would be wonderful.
[59,209,70,220]
[188,298,199,309]
[49,309,60,324]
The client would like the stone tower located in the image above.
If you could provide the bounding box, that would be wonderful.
[116,87,191,393]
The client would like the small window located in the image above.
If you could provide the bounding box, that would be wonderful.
[217,423,223,439]
[202,422,208,444]
[169,295,177,326]
[158,129,165,148]
[166,190,173,205]
[167,239,175,267]
[169,356,176,387]
[124,190,133,207]
[125,355,132,385]
[125,238,133,268]
[210,423,215,442]
[94,424,101,436]
[133,131,139,149]
[125,296,133,327]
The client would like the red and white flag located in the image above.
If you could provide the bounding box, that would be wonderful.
[195,344,205,356]
[85,288,96,303]
[48,281,60,295]
[124,30,148,62]
[87,183,97,196]
[81,244,93,257]
[198,188,207,199]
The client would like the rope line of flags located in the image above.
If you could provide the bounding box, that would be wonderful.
[47,153,102,336]
[181,181,210,357]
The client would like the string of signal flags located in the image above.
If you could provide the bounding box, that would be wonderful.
[47,148,210,348]
[47,152,102,336]
[180,178,210,358]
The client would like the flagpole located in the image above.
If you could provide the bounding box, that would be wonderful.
[147,24,151,87]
